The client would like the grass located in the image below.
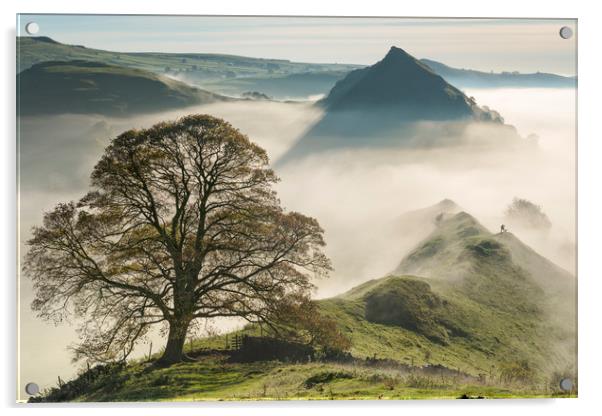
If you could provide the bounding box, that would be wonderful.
[44,354,573,402]
[318,276,554,378]
[363,277,454,344]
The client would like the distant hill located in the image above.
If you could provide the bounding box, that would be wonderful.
[393,198,462,236]
[17,60,226,116]
[203,71,349,99]
[316,47,497,120]
[18,37,575,99]
[210,57,577,99]
[420,59,576,89]
[277,47,514,163]
[318,210,575,377]
[17,36,360,80]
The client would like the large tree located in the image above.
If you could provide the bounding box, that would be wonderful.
[25,114,331,365]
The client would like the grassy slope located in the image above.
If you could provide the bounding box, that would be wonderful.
[320,276,564,378]
[32,210,576,402]
[43,318,573,402]
[17,60,225,116]
[70,354,571,402]
[319,212,575,378]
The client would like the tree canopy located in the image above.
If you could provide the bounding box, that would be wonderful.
[504,197,552,230]
[25,114,331,365]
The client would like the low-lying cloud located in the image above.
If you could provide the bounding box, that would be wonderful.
[17,87,576,392]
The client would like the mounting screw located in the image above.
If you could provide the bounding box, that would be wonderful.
[559,378,573,391]
[25,22,40,35]
[559,26,573,40]
[25,382,40,396]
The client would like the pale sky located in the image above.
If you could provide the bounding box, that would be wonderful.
[17,15,577,75]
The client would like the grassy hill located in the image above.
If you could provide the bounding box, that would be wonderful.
[17,60,226,116]
[32,313,573,402]
[297,211,575,400]
[17,36,359,81]
[30,209,576,402]
[33,353,572,402]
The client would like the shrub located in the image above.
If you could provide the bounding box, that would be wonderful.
[303,371,353,388]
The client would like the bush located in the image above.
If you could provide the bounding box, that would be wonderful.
[151,374,171,387]
[303,371,353,388]
[28,362,125,402]
[382,376,398,390]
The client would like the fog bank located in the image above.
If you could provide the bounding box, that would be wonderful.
[18,87,576,394]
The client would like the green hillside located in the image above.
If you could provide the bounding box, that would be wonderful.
[17,60,225,116]
[29,210,576,402]
[319,212,576,378]
[17,36,359,80]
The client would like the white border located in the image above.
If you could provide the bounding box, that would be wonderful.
[2,1,601,415]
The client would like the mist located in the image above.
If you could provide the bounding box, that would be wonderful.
[275,88,576,297]
[18,87,576,393]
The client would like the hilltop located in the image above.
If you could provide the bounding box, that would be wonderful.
[17,60,225,116]
[316,47,497,121]
[277,47,518,164]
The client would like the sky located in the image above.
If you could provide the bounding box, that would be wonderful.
[17,15,577,75]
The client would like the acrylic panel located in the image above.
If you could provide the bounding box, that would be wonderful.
[16,15,577,402]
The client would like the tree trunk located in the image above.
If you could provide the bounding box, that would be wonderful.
[157,318,191,366]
